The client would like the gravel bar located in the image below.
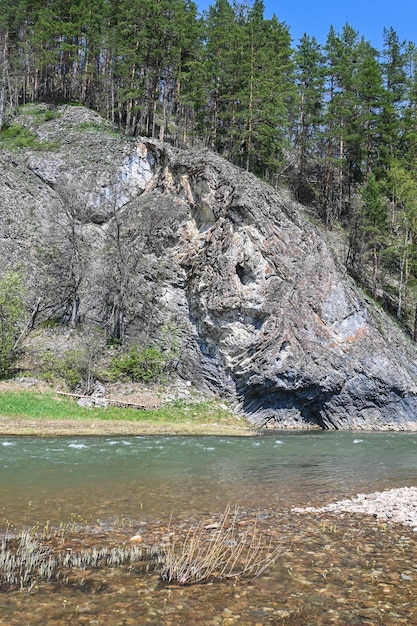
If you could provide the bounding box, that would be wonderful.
[293,486,417,530]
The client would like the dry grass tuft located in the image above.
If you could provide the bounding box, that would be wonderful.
[158,506,283,585]
[0,509,282,591]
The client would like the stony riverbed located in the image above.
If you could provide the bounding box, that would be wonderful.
[1,489,417,625]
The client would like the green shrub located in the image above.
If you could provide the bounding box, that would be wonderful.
[39,352,82,389]
[78,120,118,135]
[59,352,84,389]
[39,317,61,329]
[110,344,166,383]
[0,122,59,150]
[43,110,61,122]
[0,123,38,149]
[24,106,61,122]
[78,121,105,131]
[38,329,106,391]
[0,122,58,150]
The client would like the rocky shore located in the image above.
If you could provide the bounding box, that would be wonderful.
[293,486,417,530]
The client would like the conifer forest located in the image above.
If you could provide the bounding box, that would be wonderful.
[1,0,417,332]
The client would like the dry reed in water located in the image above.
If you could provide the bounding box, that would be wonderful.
[0,508,282,591]
[158,506,283,585]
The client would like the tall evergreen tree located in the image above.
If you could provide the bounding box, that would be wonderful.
[322,24,360,223]
[358,172,388,298]
[293,34,326,200]
[387,161,417,319]
[240,2,294,177]
[353,39,384,178]
[378,27,407,171]
[202,0,242,153]
[0,0,29,125]
[0,1,10,128]
[114,0,200,136]
[402,42,417,163]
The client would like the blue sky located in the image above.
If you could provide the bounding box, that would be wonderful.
[196,0,417,50]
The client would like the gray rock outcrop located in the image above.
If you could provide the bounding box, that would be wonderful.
[2,104,417,429]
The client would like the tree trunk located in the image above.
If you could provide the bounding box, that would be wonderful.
[246,40,255,172]
[397,229,409,319]
[70,295,80,329]
[372,246,378,299]
[0,30,9,130]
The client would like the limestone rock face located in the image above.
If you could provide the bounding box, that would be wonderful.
[2,104,417,429]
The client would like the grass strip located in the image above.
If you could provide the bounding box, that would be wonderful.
[0,391,254,436]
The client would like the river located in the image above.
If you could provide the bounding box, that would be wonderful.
[1,432,417,526]
[1,432,417,624]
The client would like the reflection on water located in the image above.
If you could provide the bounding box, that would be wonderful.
[1,431,417,528]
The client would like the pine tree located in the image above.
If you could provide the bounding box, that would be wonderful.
[161,0,201,144]
[358,172,388,298]
[114,0,200,136]
[387,162,417,320]
[202,0,242,153]
[240,2,294,178]
[0,5,9,129]
[0,0,29,125]
[378,27,407,171]
[353,39,384,178]
[402,42,417,163]
[294,34,326,200]
[70,0,106,106]
[321,25,360,223]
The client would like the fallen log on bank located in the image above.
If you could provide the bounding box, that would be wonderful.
[56,391,154,410]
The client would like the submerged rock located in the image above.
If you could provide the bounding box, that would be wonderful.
[2,104,417,429]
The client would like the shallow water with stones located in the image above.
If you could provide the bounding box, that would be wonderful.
[1,432,417,625]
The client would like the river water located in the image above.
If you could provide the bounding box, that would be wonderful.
[1,432,417,624]
[1,432,417,526]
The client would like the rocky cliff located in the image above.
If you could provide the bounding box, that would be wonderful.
[2,104,417,430]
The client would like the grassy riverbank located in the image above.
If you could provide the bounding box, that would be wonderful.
[0,387,255,436]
